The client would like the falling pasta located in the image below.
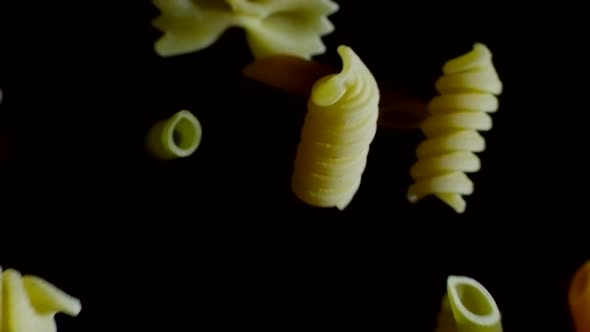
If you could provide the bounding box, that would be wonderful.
[291,45,380,210]
[569,260,590,332]
[152,0,339,59]
[0,266,82,332]
[407,43,503,213]
[434,275,503,332]
[146,110,203,160]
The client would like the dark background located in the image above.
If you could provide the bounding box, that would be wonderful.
[0,2,587,331]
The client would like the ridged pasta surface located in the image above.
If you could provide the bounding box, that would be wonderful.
[291,45,380,210]
[407,43,503,213]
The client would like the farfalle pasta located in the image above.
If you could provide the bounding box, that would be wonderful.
[152,0,339,59]
[407,43,503,213]
[291,45,380,210]
[0,266,82,332]
[434,275,503,332]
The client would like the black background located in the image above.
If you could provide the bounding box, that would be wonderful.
[0,2,587,332]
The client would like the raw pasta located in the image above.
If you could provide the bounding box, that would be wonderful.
[291,45,380,210]
[0,266,82,332]
[146,110,202,160]
[569,260,590,332]
[435,275,503,332]
[152,0,339,59]
[407,43,503,213]
[241,55,430,129]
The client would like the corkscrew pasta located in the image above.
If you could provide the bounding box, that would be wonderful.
[146,110,202,160]
[0,266,82,332]
[407,43,503,213]
[152,0,339,59]
[291,45,380,210]
[434,275,502,332]
[569,260,590,332]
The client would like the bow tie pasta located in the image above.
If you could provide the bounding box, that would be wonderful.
[0,267,82,332]
[152,0,339,59]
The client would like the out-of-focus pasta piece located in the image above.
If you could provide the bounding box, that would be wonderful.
[0,266,82,332]
[152,0,339,59]
[570,260,590,332]
[242,55,429,129]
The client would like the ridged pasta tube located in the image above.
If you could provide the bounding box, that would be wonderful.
[146,110,202,160]
[0,266,82,332]
[152,0,339,59]
[435,275,502,332]
[407,43,503,213]
[569,260,590,332]
[291,45,380,210]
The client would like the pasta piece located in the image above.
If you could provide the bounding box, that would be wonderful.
[146,110,202,160]
[0,266,82,332]
[569,260,590,332]
[242,55,429,129]
[291,45,380,210]
[407,43,503,213]
[434,275,502,332]
[152,0,339,59]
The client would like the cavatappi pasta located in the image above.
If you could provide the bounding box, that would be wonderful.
[152,0,339,59]
[291,45,380,210]
[0,266,82,332]
[407,43,503,213]
[435,275,503,332]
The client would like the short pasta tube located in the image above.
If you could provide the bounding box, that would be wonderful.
[146,110,202,160]
[291,45,380,210]
[407,43,503,213]
[0,266,82,332]
[434,275,503,332]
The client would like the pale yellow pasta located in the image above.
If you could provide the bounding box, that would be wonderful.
[435,275,503,332]
[152,0,339,59]
[0,266,81,332]
[407,43,503,213]
[291,45,380,210]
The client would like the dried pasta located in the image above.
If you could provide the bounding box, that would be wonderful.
[407,43,503,213]
[435,275,502,332]
[152,0,339,59]
[0,266,82,332]
[241,55,429,129]
[291,45,380,210]
[146,110,202,160]
[569,260,590,332]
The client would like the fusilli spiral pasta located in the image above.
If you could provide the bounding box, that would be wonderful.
[291,45,380,210]
[407,43,503,213]
[0,266,82,332]
[152,0,339,59]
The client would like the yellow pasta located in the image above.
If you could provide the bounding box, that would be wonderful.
[407,43,503,213]
[291,45,380,210]
[146,110,202,160]
[152,0,339,59]
[0,266,82,332]
[435,275,503,332]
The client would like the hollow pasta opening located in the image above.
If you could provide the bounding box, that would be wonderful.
[455,282,494,316]
[172,117,199,151]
